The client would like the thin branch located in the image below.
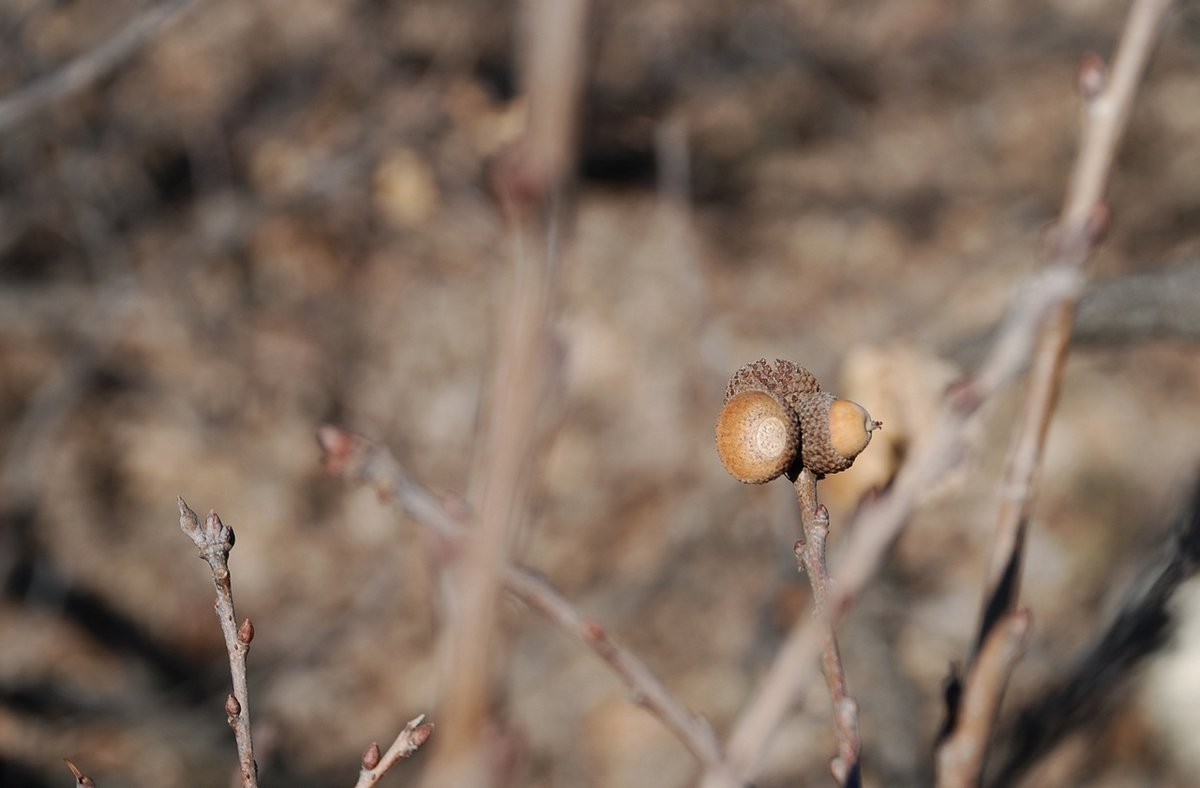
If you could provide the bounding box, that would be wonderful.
[354,715,435,788]
[978,0,1174,652]
[0,0,206,133]
[935,611,1032,788]
[177,498,257,788]
[792,470,861,787]
[317,426,741,786]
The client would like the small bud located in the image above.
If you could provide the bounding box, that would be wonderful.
[1086,202,1111,244]
[410,723,434,750]
[178,497,200,538]
[361,742,381,770]
[225,694,241,717]
[238,618,255,644]
[1078,52,1106,99]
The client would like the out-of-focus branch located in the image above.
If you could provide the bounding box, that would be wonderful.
[792,470,861,786]
[354,715,435,788]
[317,427,740,786]
[177,498,257,788]
[977,0,1174,659]
[0,0,206,133]
[935,611,1031,788]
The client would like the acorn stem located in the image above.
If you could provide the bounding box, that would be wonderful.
[793,469,862,784]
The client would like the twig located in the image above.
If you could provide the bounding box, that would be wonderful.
[64,758,97,787]
[792,470,861,786]
[0,0,206,133]
[177,498,258,788]
[317,426,741,785]
[979,0,1175,644]
[935,611,1032,788]
[354,715,435,787]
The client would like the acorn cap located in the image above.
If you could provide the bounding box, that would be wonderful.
[716,389,801,484]
[726,359,821,413]
[797,393,880,475]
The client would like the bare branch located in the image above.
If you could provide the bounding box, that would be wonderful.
[0,0,207,133]
[317,427,741,785]
[177,497,258,788]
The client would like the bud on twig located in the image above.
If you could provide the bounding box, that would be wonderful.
[1078,52,1107,99]
[225,694,242,717]
[238,618,255,644]
[361,742,381,770]
[178,497,200,539]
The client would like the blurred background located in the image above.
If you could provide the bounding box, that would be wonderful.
[1,0,1199,786]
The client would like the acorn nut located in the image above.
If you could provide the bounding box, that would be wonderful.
[715,389,801,484]
[715,359,881,482]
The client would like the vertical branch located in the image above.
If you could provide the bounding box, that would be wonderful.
[424,3,588,784]
[177,498,258,788]
[978,0,1174,648]
[793,470,861,786]
[933,0,1175,783]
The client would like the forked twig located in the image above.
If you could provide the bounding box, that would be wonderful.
[317,426,741,785]
[177,498,258,788]
[354,715,435,787]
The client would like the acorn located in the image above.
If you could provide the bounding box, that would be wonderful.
[716,388,801,483]
[797,392,881,475]
[715,359,881,482]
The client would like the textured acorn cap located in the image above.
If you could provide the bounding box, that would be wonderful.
[716,389,801,484]
[726,359,820,413]
[797,393,880,475]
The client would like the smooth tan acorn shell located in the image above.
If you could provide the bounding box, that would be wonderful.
[797,392,876,475]
[715,389,801,484]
